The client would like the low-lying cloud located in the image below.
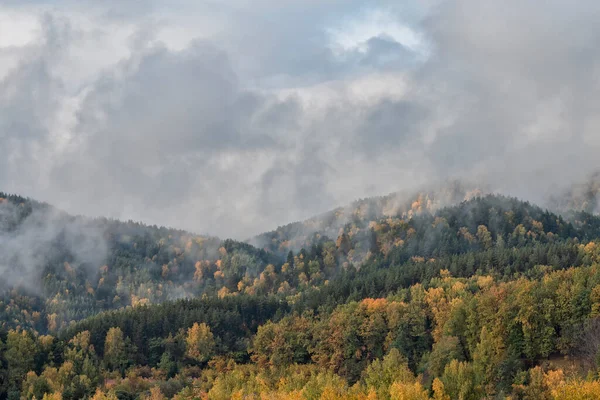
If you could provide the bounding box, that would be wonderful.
[0,200,107,291]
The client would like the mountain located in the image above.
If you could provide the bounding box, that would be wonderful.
[0,192,278,333]
[1,188,595,333]
[249,180,487,257]
[2,190,600,398]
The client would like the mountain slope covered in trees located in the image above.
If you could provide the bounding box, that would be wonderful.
[3,191,600,398]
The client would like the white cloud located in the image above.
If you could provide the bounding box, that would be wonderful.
[0,0,600,240]
[0,8,40,47]
[327,8,426,55]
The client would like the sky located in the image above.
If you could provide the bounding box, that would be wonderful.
[1,0,600,239]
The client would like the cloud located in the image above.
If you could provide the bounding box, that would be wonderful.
[415,0,600,200]
[1,0,600,240]
[51,41,292,236]
[0,200,107,292]
[327,7,425,56]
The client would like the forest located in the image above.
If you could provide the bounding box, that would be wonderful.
[2,190,600,399]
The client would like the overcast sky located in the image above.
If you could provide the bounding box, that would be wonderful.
[1,0,600,239]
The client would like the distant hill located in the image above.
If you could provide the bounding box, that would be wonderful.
[249,180,487,256]
[2,187,600,334]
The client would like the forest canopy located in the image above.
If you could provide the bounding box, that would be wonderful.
[2,191,600,399]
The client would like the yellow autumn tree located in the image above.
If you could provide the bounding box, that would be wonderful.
[363,348,415,399]
[104,327,130,372]
[142,386,167,400]
[550,379,600,400]
[432,378,450,400]
[91,388,119,400]
[389,381,429,400]
[186,322,216,363]
[42,393,63,400]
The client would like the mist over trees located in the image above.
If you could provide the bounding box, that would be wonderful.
[2,189,600,398]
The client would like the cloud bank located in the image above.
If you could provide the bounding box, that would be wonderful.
[1,0,600,239]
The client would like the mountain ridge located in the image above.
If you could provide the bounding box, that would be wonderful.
[2,188,599,333]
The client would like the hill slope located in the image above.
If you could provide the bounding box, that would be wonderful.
[2,190,600,333]
[3,191,600,398]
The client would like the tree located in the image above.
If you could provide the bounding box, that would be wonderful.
[185,322,215,363]
[22,371,51,400]
[42,393,63,400]
[427,336,464,378]
[363,349,414,400]
[336,233,352,255]
[518,367,551,400]
[91,389,119,400]
[143,386,167,400]
[389,381,429,400]
[64,331,98,375]
[251,316,311,368]
[432,378,450,400]
[5,329,38,397]
[440,360,481,400]
[472,326,505,395]
[104,327,129,373]
[579,317,600,369]
[158,351,177,378]
[476,225,492,250]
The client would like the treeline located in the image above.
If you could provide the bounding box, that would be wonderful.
[5,255,600,398]
[61,295,285,364]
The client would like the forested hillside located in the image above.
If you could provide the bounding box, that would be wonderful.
[3,191,600,398]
